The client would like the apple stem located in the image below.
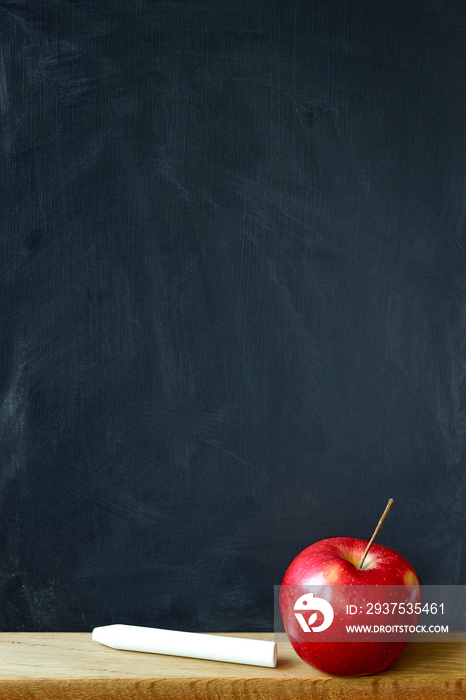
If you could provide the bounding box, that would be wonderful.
[357,498,394,569]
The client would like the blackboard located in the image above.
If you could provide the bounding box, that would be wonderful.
[0,0,465,632]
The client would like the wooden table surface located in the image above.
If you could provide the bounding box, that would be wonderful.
[0,632,464,699]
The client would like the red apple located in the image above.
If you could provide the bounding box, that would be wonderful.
[280,535,421,676]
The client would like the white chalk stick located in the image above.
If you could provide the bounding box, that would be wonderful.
[92,625,277,668]
[92,624,277,668]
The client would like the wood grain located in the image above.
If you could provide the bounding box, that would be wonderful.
[0,633,464,699]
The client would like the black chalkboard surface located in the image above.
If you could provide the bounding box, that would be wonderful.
[0,0,465,631]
